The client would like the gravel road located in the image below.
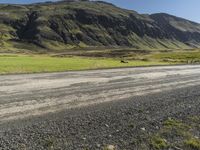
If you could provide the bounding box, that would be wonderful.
[0,65,200,149]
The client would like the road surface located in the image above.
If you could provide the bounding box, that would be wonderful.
[0,65,200,123]
[0,65,200,149]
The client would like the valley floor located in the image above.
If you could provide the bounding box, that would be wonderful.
[1,48,200,74]
[0,53,167,74]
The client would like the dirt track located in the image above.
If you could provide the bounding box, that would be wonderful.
[0,65,200,149]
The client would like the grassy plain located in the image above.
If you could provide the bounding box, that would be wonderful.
[0,54,167,74]
[0,49,200,74]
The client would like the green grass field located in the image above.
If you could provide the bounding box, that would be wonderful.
[0,54,168,74]
[0,50,200,75]
[150,51,200,63]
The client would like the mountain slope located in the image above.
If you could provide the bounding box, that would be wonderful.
[0,0,200,51]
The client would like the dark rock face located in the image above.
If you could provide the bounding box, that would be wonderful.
[1,1,200,50]
[150,13,200,43]
[16,12,39,40]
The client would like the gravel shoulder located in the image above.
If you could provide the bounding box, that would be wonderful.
[0,85,200,150]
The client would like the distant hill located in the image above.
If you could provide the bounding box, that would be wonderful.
[0,0,200,51]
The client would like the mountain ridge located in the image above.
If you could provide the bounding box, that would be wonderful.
[0,0,200,51]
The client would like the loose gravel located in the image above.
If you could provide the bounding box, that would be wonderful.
[0,85,199,150]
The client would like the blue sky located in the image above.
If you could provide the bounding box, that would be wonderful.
[1,0,200,23]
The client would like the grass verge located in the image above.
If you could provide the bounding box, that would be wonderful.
[149,117,200,150]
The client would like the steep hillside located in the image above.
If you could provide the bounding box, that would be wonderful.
[0,0,200,51]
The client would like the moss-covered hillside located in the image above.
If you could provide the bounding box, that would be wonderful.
[0,0,200,51]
